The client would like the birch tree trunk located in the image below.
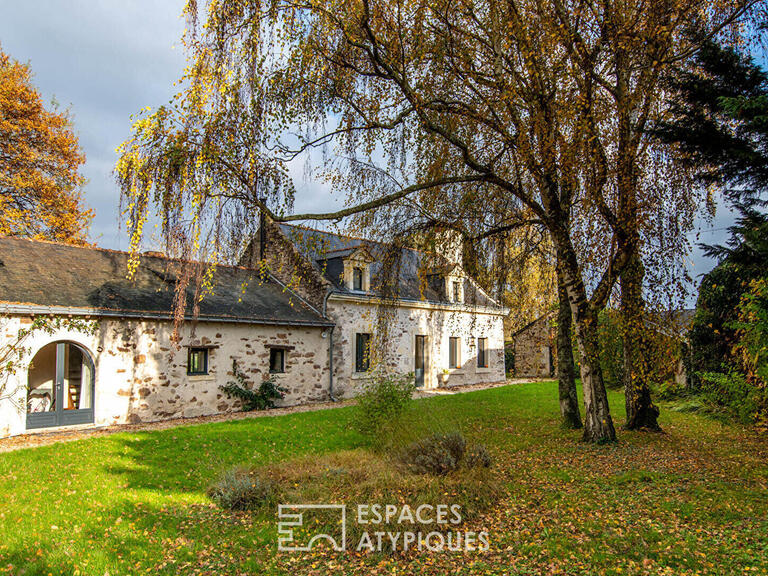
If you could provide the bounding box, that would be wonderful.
[621,252,662,430]
[557,267,582,429]
[556,241,617,443]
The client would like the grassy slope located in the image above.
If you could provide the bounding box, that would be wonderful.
[0,382,765,575]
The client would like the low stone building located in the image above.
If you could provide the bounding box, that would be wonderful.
[511,312,555,378]
[0,238,332,438]
[243,221,508,394]
[0,222,508,439]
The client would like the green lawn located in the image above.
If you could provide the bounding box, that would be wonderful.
[0,382,766,575]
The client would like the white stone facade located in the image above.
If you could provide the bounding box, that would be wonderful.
[327,295,506,396]
[0,315,329,439]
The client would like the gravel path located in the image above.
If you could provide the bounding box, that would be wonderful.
[0,378,543,453]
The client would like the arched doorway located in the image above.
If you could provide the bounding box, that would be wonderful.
[27,342,95,429]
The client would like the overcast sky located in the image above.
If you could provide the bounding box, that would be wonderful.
[0,1,734,303]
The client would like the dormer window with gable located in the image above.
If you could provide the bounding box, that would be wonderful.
[342,246,374,292]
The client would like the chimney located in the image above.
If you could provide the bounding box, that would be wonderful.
[258,198,267,261]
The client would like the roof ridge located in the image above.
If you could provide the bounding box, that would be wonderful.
[279,222,433,258]
[279,222,383,246]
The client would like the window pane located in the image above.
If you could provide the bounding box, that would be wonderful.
[188,349,208,374]
[353,267,363,291]
[478,338,487,368]
[453,281,461,302]
[449,337,460,369]
[356,333,371,372]
[27,342,57,413]
[64,344,88,410]
[270,348,285,373]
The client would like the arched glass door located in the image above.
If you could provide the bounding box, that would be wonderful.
[27,342,95,429]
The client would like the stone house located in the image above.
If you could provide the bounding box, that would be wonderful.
[0,237,333,438]
[0,223,507,439]
[242,221,508,395]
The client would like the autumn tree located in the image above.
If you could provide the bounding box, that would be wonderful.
[0,47,91,244]
[117,0,757,442]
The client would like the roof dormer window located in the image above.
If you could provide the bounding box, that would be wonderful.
[342,246,374,292]
[452,280,462,303]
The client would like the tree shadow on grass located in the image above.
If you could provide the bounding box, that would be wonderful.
[101,405,364,495]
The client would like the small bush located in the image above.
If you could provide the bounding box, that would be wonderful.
[464,443,492,469]
[654,378,687,401]
[598,310,624,388]
[354,372,416,444]
[504,346,515,375]
[207,466,274,511]
[400,432,468,476]
[220,359,287,411]
[699,370,761,424]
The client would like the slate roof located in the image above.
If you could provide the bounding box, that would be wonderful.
[277,224,499,308]
[0,237,332,327]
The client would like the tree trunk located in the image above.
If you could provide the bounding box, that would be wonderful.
[573,305,617,443]
[557,247,617,443]
[620,252,662,431]
[556,266,582,429]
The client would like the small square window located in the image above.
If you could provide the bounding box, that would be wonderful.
[355,333,371,372]
[353,267,364,291]
[477,338,488,368]
[269,348,286,373]
[187,348,209,375]
[449,337,461,369]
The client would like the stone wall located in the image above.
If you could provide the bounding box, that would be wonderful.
[326,297,506,395]
[513,314,554,378]
[0,315,329,438]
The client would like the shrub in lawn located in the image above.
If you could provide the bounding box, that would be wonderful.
[504,346,515,375]
[220,359,287,411]
[401,432,493,475]
[354,372,416,446]
[654,377,688,401]
[464,443,492,469]
[699,370,762,424]
[400,432,467,476]
[207,466,274,511]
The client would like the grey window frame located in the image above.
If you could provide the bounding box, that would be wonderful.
[449,337,460,369]
[477,338,488,368]
[355,333,371,372]
[187,347,209,375]
[452,281,461,303]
